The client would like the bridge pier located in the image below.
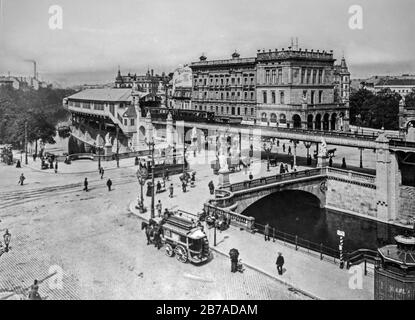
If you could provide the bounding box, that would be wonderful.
[375,134,401,222]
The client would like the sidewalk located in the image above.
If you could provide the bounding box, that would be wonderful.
[15,151,138,175]
[129,199,374,300]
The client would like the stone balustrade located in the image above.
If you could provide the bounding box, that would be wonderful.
[203,203,255,230]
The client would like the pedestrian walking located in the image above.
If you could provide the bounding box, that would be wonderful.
[229,248,240,273]
[28,280,42,300]
[277,139,280,147]
[18,173,25,185]
[54,161,58,173]
[156,200,162,217]
[156,181,162,193]
[208,180,215,195]
[288,146,292,155]
[169,183,174,198]
[290,159,294,170]
[276,252,285,275]
[100,167,105,179]
[165,168,170,181]
[249,172,253,180]
[264,223,270,241]
[83,178,88,192]
[16,159,21,168]
[280,163,285,174]
[106,178,112,191]
[282,143,286,153]
[182,180,187,193]
[341,157,347,169]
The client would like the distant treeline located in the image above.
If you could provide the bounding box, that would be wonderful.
[0,86,75,148]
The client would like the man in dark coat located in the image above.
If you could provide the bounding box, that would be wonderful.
[276,252,285,275]
[28,280,42,300]
[229,248,239,273]
[18,173,25,185]
[264,223,270,241]
[83,178,88,191]
[106,178,112,191]
[208,180,215,195]
[169,183,174,198]
[54,161,58,173]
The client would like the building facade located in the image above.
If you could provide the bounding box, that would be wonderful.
[115,68,170,106]
[171,65,192,110]
[190,52,257,120]
[189,49,350,130]
[375,78,415,97]
[256,48,349,130]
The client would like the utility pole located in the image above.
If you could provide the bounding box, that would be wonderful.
[116,126,119,168]
[24,121,28,165]
[145,137,156,219]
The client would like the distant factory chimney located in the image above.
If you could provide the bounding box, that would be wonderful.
[33,61,37,79]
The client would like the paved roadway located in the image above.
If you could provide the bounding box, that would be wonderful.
[0,159,309,300]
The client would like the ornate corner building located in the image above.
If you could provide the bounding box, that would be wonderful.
[189,48,350,131]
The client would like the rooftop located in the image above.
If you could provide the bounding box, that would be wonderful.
[376,78,415,87]
[67,88,133,102]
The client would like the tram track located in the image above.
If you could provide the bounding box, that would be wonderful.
[0,175,138,211]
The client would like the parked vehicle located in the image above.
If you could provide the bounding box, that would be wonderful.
[146,215,211,264]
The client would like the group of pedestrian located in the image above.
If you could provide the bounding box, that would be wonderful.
[82,173,112,192]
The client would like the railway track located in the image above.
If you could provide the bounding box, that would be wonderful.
[0,175,137,211]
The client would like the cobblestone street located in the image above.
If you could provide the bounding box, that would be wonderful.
[0,161,309,300]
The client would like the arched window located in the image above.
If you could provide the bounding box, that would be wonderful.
[315,114,322,130]
[261,112,267,121]
[270,113,277,123]
[279,113,287,124]
[330,113,337,131]
[292,114,302,128]
[307,114,314,130]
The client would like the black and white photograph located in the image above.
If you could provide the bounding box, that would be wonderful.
[1,0,415,305]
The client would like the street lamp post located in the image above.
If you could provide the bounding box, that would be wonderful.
[116,126,120,168]
[0,229,11,258]
[145,137,156,219]
[304,141,312,166]
[24,121,28,165]
[263,139,274,172]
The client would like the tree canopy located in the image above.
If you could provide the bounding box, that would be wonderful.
[349,88,401,130]
[0,86,75,148]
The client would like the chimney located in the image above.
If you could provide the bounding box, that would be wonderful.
[151,69,154,76]
[34,61,37,79]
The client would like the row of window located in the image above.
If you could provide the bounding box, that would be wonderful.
[123,118,135,126]
[197,91,256,101]
[194,76,255,86]
[193,104,255,116]
[261,90,324,104]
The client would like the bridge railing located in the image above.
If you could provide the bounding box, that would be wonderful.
[228,168,324,192]
[227,167,376,193]
[325,167,376,184]
[253,222,341,262]
[203,203,255,230]
[208,189,235,208]
[389,139,415,149]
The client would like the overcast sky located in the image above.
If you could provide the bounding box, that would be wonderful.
[0,0,414,86]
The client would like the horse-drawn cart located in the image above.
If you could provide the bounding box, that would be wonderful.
[143,215,210,264]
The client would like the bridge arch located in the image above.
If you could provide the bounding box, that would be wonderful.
[242,190,327,246]
[292,114,302,128]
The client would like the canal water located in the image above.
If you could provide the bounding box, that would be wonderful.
[243,190,409,253]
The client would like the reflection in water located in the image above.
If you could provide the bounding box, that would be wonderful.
[243,190,408,253]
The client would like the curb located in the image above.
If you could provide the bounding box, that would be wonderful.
[128,201,321,300]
